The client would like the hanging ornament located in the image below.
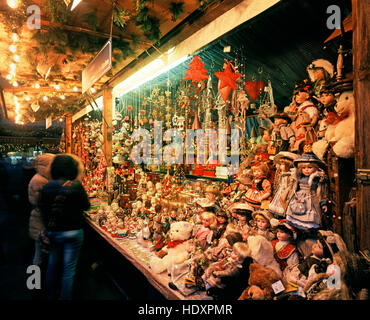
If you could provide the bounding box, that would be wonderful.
[192,112,201,130]
[214,60,241,90]
[244,80,265,101]
[184,55,209,82]
[218,80,232,105]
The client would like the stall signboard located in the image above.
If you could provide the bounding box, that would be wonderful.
[46,115,52,129]
[82,39,112,94]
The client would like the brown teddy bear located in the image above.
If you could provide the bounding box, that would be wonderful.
[238,263,282,300]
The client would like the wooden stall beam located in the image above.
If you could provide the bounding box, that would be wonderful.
[102,87,113,167]
[353,0,370,251]
[65,115,72,154]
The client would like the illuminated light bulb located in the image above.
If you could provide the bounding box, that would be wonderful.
[59,118,64,122]
[12,81,18,87]
[35,83,40,89]
[6,74,12,80]
[90,87,96,93]
[73,86,78,92]
[54,84,60,90]
[13,55,20,62]
[43,96,48,101]
[60,95,65,100]
[7,0,19,9]
[10,63,16,70]
[11,33,19,42]
[9,44,17,53]
[25,96,30,101]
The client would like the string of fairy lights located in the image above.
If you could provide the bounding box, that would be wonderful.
[4,0,90,125]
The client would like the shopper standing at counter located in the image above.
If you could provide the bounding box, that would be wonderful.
[39,154,90,300]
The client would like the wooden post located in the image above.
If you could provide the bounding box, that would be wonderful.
[102,87,113,167]
[353,0,370,251]
[65,115,72,154]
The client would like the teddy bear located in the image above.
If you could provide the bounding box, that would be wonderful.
[149,221,194,275]
[312,88,355,159]
[238,263,282,300]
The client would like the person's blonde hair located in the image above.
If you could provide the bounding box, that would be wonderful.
[200,211,217,229]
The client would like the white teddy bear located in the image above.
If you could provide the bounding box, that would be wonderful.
[149,221,194,275]
[313,90,355,159]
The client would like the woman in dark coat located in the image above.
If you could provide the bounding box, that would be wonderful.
[39,154,90,300]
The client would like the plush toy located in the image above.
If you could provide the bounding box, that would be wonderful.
[238,263,282,300]
[149,221,194,274]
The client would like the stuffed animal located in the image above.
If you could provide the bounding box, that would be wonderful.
[149,221,194,274]
[312,89,355,159]
[238,263,282,300]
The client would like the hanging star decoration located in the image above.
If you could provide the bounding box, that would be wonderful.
[214,60,242,90]
[184,55,209,83]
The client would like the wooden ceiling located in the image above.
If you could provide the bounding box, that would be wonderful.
[0,0,240,124]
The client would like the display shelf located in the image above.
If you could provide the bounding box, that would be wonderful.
[84,209,208,300]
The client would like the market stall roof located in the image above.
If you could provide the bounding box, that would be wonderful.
[0,0,244,124]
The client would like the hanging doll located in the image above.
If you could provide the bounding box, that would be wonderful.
[192,211,217,250]
[284,147,329,233]
[271,219,299,273]
[244,163,272,209]
[268,113,296,155]
[268,151,299,218]
[251,210,275,241]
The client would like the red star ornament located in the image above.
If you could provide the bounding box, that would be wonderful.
[214,62,242,90]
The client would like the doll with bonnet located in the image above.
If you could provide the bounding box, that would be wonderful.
[251,210,275,241]
[271,219,299,273]
[284,146,329,232]
[269,151,299,217]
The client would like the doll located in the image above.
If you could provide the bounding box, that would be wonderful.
[268,113,295,155]
[306,59,334,99]
[230,202,254,231]
[269,152,299,217]
[202,242,253,300]
[251,210,275,241]
[151,216,167,252]
[213,210,229,243]
[244,163,272,208]
[318,84,336,118]
[204,184,222,210]
[192,211,217,250]
[289,81,319,153]
[284,148,329,232]
[271,220,299,273]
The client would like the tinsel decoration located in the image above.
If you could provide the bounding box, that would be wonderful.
[169,2,185,21]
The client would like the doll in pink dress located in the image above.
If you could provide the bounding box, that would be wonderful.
[193,211,217,250]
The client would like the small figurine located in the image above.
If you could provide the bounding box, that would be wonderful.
[271,219,299,273]
[318,84,336,117]
[213,210,229,243]
[230,202,254,231]
[306,59,334,99]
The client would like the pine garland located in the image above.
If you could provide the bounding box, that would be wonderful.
[169,2,185,21]
[113,7,131,31]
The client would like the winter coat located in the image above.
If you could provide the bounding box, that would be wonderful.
[28,153,55,240]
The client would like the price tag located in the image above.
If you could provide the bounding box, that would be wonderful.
[272,280,285,295]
